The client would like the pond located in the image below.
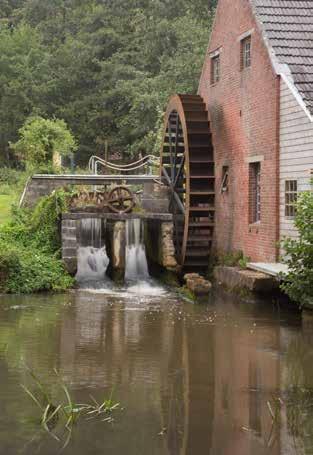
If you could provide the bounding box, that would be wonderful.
[0,284,312,455]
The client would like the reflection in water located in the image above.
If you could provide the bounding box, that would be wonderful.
[0,289,310,454]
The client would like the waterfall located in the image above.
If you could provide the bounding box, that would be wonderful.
[125,219,149,281]
[76,219,110,283]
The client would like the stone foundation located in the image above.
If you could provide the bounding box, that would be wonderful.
[161,223,178,271]
[145,220,178,272]
[214,266,280,293]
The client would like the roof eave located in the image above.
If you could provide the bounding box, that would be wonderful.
[249,0,313,123]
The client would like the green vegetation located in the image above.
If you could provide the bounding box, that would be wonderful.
[0,0,216,165]
[281,190,313,308]
[0,0,218,294]
[218,250,251,269]
[22,368,120,449]
[0,188,74,294]
[0,167,28,225]
[12,116,77,168]
[0,194,13,224]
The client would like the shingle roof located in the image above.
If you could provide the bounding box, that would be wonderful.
[252,0,313,114]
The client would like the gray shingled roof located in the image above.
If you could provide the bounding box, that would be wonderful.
[252,0,313,114]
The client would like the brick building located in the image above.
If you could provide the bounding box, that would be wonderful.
[198,0,313,263]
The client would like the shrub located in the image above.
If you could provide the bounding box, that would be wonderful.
[0,247,21,293]
[281,191,313,307]
[11,116,77,168]
[219,250,250,268]
[0,167,21,186]
[0,189,75,294]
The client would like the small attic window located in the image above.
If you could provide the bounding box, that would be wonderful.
[241,36,251,69]
[211,54,220,85]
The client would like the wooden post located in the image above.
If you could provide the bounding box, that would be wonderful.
[104,139,109,175]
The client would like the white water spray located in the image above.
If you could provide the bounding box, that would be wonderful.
[125,219,149,281]
[76,219,110,283]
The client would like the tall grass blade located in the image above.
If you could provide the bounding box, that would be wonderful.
[26,367,51,404]
[21,384,44,411]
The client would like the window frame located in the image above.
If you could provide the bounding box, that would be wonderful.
[285,180,298,218]
[210,54,220,85]
[241,35,251,70]
[249,162,261,224]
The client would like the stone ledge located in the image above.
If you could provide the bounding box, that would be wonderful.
[62,212,173,221]
[214,266,280,293]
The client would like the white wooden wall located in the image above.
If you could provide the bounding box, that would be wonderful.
[280,78,313,246]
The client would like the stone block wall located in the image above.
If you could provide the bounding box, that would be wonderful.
[21,178,64,207]
[62,219,78,275]
[141,183,170,213]
[145,220,178,272]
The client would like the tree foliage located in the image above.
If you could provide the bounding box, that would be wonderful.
[0,0,215,164]
[281,191,313,307]
[12,116,77,167]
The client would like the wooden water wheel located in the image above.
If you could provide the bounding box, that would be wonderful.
[160,94,215,271]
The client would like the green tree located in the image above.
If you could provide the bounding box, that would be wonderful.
[281,190,313,307]
[12,116,77,168]
[2,0,215,164]
[0,23,49,164]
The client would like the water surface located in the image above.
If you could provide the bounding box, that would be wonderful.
[0,286,312,455]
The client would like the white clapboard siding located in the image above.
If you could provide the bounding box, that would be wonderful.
[279,79,313,250]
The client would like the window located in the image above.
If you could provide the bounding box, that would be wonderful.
[241,36,251,69]
[249,162,261,223]
[211,54,220,84]
[221,165,229,193]
[285,180,298,218]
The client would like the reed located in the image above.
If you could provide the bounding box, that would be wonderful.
[21,367,120,449]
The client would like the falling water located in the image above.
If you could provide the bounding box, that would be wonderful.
[125,219,149,281]
[76,219,110,283]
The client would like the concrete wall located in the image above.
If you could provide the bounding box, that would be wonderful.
[279,78,313,243]
[198,0,279,262]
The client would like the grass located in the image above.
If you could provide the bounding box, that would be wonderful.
[22,368,120,450]
[0,194,13,225]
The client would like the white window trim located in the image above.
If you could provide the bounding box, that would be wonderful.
[246,155,264,164]
[237,28,255,42]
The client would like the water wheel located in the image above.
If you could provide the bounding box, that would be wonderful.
[160,94,215,271]
[108,186,135,214]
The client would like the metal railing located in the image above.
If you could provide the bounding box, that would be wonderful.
[88,155,160,175]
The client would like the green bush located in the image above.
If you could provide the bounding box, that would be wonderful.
[11,116,77,168]
[281,191,313,307]
[0,167,21,186]
[0,248,21,293]
[219,250,250,268]
[0,189,75,294]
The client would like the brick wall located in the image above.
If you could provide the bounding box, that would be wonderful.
[198,0,279,262]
